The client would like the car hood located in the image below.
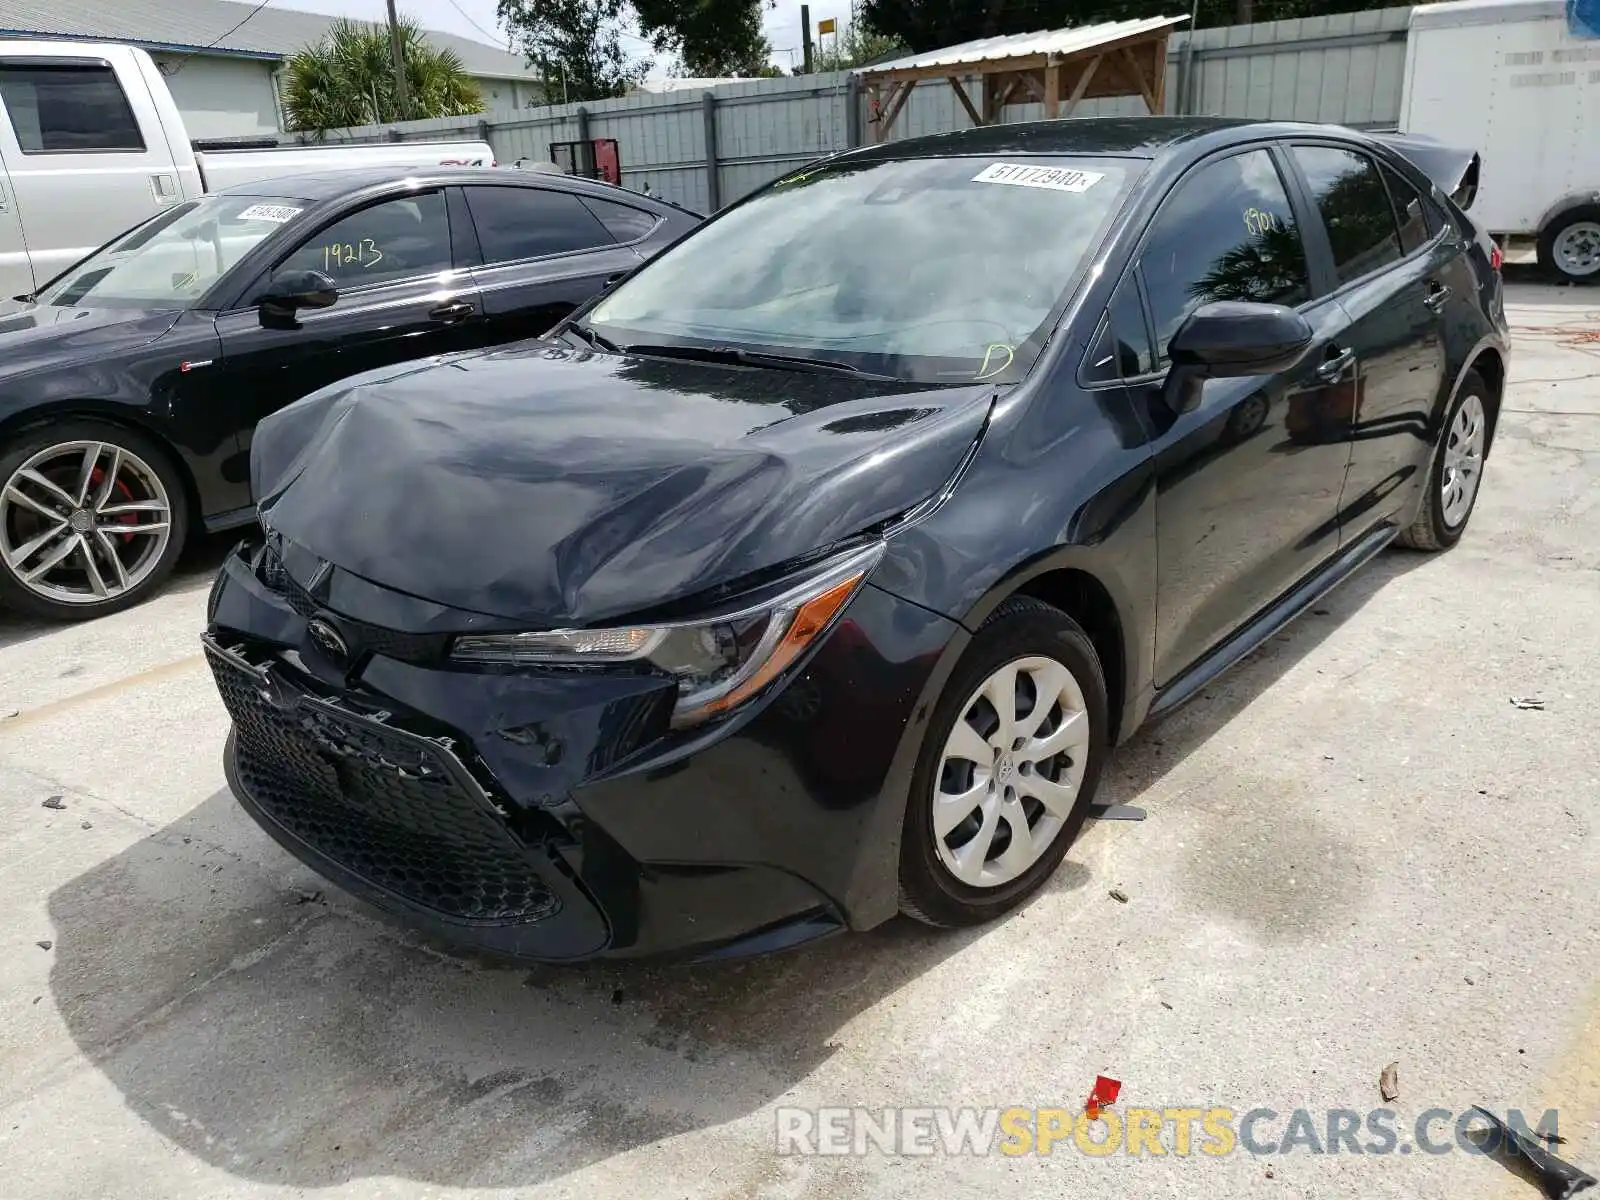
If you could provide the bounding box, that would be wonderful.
[0,304,184,376]
[254,341,994,625]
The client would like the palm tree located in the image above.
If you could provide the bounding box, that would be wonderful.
[282,17,487,133]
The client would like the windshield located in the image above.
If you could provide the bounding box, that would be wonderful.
[36,195,308,308]
[584,154,1137,384]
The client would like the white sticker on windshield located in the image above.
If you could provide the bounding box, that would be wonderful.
[237,203,303,223]
[971,162,1105,193]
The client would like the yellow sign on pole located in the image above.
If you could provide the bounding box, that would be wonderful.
[818,17,837,33]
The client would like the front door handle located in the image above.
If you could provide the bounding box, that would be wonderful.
[1316,345,1356,382]
[429,300,474,324]
[1424,282,1452,312]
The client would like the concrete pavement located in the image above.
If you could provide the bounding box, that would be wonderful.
[1,280,1596,1199]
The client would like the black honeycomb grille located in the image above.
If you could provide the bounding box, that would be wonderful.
[208,645,558,924]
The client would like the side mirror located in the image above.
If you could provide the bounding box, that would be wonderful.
[259,269,338,329]
[1162,300,1313,414]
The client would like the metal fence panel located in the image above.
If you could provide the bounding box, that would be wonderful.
[285,6,1415,209]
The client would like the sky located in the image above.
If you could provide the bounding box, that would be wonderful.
[269,0,856,76]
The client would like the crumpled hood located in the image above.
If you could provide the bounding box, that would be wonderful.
[254,341,994,625]
[0,305,183,378]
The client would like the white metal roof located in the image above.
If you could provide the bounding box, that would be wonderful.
[1409,0,1568,30]
[855,15,1188,75]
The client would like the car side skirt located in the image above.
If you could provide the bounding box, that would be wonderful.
[1146,521,1399,722]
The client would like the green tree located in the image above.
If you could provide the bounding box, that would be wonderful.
[814,3,905,70]
[281,17,485,132]
[498,0,650,101]
[634,0,774,76]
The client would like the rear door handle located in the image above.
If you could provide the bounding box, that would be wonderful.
[429,301,474,324]
[1424,282,1452,312]
[1316,345,1356,382]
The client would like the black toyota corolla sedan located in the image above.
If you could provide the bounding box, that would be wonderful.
[0,168,697,621]
[205,118,1508,963]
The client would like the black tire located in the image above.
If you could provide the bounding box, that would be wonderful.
[0,419,190,621]
[1398,371,1491,552]
[899,596,1109,928]
[1536,205,1600,285]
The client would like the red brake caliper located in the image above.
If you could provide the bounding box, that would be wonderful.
[88,467,139,543]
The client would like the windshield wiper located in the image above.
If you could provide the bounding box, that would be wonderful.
[623,342,898,381]
[564,322,624,354]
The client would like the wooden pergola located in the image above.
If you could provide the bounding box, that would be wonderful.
[857,17,1186,144]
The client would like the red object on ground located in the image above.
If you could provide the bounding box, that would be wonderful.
[1086,1075,1122,1119]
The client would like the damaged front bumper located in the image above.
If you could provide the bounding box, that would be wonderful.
[204,539,963,963]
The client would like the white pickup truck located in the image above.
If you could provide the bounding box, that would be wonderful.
[0,40,499,301]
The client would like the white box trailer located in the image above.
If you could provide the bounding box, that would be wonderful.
[1400,0,1600,280]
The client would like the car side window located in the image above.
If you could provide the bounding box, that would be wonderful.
[1291,146,1404,285]
[580,196,661,243]
[1084,280,1156,384]
[1140,148,1311,364]
[463,186,616,263]
[273,191,451,289]
[1379,163,1430,253]
[0,62,144,152]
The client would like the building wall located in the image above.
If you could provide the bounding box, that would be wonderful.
[474,76,543,111]
[149,54,282,140]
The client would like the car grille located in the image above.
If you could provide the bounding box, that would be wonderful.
[208,642,559,924]
[259,547,451,665]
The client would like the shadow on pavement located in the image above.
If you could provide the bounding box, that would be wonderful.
[0,530,239,654]
[42,545,1428,1189]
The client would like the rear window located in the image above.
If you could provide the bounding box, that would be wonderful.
[0,62,144,152]
[463,186,616,262]
[581,196,660,242]
[1291,146,1404,286]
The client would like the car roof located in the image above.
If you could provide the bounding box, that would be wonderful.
[218,166,652,205]
[845,116,1257,163]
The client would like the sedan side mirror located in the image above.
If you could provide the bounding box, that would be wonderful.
[1162,300,1314,414]
[259,269,339,329]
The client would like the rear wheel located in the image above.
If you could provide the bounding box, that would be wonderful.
[1398,372,1490,552]
[899,596,1108,928]
[1537,206,1600,284]
[0,420,188,620]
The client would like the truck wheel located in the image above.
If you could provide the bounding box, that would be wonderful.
[0,420,189,621]
[1536,206,1600,284]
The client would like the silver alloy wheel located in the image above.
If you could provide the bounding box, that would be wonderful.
[1553,221,1600,278]
[0,440,173,606]
[1440,393,1486,528]
[932,655,1091,889]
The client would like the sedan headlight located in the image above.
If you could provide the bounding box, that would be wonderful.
[450,544,883,727]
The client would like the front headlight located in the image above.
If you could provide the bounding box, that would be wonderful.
[450,543,883,727]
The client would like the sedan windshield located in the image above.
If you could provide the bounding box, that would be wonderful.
[36,194,307,308]
[585,155,1137,384]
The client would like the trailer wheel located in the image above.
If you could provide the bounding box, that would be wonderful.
[1536,206,1600,284]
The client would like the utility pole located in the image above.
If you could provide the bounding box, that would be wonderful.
[801,4,815,73]
[385,0,412,119]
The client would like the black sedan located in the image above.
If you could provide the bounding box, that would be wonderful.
[206,117,1508,962]
[0,168,698,620]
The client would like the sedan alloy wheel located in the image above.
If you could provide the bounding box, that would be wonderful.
[0,428,183,618]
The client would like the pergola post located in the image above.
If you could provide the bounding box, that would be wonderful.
[1043,59,1061,118]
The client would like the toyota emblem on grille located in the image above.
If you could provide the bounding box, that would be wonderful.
[306,616,349,667]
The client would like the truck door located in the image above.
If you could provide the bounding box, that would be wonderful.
[0,54,181,290]
[0,154,32,302]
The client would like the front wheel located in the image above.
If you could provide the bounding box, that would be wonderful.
[1537,207,1600,284]
[899,596,1108,928]
[0,420,189,620]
